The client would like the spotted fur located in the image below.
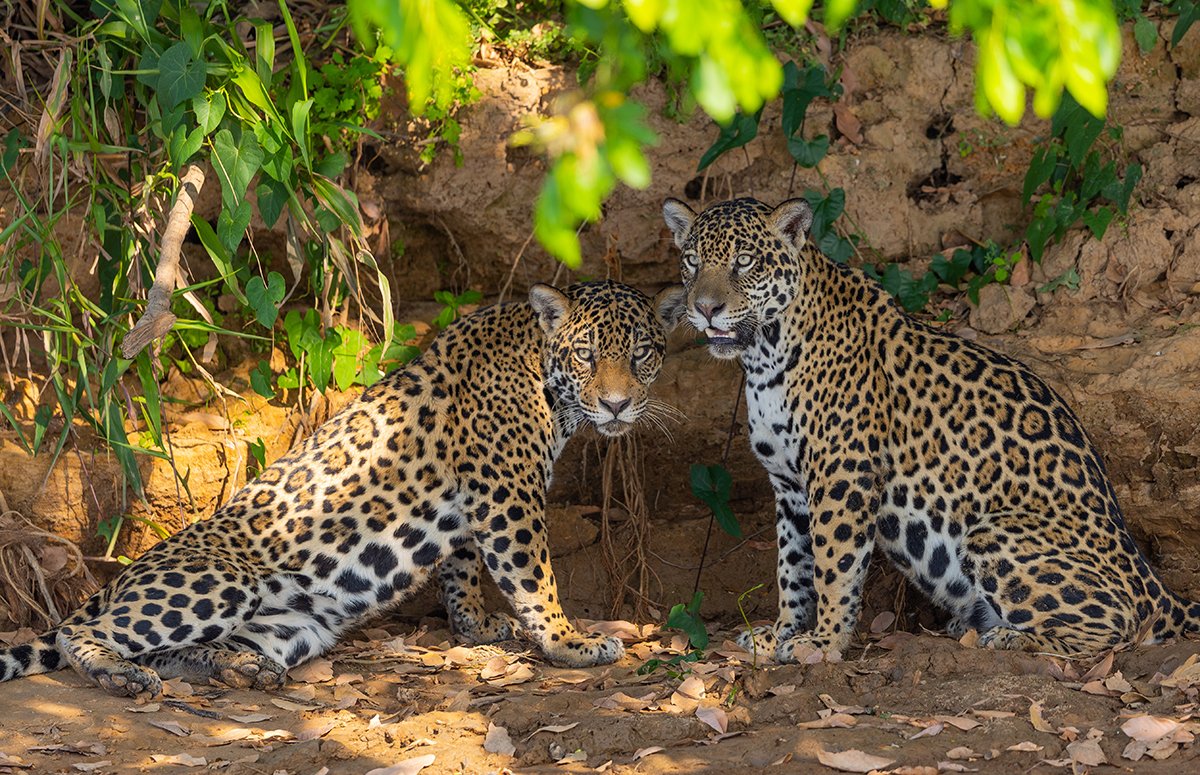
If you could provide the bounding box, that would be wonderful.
[663,196,1200,660]
[0,280,687,696]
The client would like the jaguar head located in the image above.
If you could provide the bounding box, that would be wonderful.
[531,280,687,437]
[661,197,812,359]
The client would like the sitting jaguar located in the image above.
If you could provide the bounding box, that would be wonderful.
[662,195,1200,660]
[0,280,686,696]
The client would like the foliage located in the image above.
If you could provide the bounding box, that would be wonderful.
[690,464,741,539]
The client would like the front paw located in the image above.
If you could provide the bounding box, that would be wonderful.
[776,633,844,664]
[543,633,625,668]
[457,612,519,645]
[735,625,778,659]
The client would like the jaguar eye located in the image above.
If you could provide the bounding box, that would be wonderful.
[574,346,593,363]
[682,253,700,274]
[632,344,652,361]
[734,253,755,270]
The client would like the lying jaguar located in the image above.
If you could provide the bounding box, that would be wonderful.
[663,195,1200,660]
[0,280,686,696]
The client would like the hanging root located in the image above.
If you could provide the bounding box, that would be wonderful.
[0,493,98,632]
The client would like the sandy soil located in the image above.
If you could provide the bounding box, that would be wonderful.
[0,620,1197,775]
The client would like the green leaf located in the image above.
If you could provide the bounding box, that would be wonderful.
[787,134,830,167]
[697,110,761,171]
[253,20,276,86]
[689,463,741,539]
[190,214,246,305]
[250,360,276,398]
[1172,2,1200,47]
[291,98,313,170]
[211,128,264,209]
[1134,16,1158,54]
[157,41,208,110]
[246,271,285,328]
[217,200,252,255]
[666,591,709,649]
[1080,206,1114,239]
[311,176,364,237]
[256,176,289,229]
[192,93,225,135]
[781,61,832,138]
[931,248,976,286]
[1022,146,1058,204]
[332,326,371,392]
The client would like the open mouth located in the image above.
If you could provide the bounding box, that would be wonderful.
[596,419,633,437]
[704,327,739,346]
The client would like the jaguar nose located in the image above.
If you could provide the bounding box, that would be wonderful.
[599,396,632,418]
[695,300,726,323]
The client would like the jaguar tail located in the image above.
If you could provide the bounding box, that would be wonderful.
[0,631,64,681]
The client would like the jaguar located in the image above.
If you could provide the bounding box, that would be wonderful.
[0,279,686,696]
[662,195,1200,660]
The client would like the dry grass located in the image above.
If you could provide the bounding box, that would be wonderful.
[0,489,97,632]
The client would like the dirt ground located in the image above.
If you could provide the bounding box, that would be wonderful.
[0,622,1198,774]
[3,14,1200,775]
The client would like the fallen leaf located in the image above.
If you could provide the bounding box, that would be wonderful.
[161,679,193,697]
[869,611,895,634]
[524,722,580,742]
[908,722,944,739]
[286,684,318,701]
[484,723,516,757]
[149,754,206,767]
[937,763,978,772]
[479,656,512,681]
[1066,738,1106,766]
[227,712,273,723]
[556,749,587,764]
[288,659,334,683]
[819,694,870,715]
[125,703,160,713]
[1028,700,1055,733]
[593,691,655,711]
[1104,671,1133,693]
[833,104,864,145]
[970,710,1015,720]
[364,754,436,775]
[1080,652,1115,683]
[270,698,315,712]
[893,768,938,775]
[582,619,652,641]
[0,752,31,769]
[676,675,706,700]
[798,713,857,730]
[934,716,981,732]
[486,663,535,687]
[695,705,728,734]
[815,748,896,773]
[26,743,106,756]
[632,746,663,761]
[72,763,112,772]
[946,747,979,760]
[295,719,336,742]
[1121,715,1180,742]
[1006,741,1043,752]
[335,672,363,685]
[149,720,191,737]
[767,684,796,696]
[958,629,980,648]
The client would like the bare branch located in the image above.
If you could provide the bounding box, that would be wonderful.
[119,164,206,360]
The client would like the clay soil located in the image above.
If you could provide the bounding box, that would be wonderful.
[4,15,1200,775]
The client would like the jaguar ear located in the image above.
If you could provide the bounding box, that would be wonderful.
[662,198,698,249]
[768,198,813,250]
[653,284,688,332]
[529,283,572,337]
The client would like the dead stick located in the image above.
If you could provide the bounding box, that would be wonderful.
[119,164,206,359]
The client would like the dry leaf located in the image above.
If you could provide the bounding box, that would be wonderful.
[893,768,939,775]
[958,629,980,648]
[287,684,318,701]
[869,611,896,634]
[908,722,944,739]
[1006,741,1043,752]
[335,672,363,685]
[676,675,706,700]
[935,716,981,732]
[271,698,315,712]
[971,710,1015,720]
[125,703,161,713]
[149,754,206,767]
[288,659,334,683]
[832,104,864,145]
[479,656,512,681]
[937,763,978,772]
[364,754,436,775]
[484,723,516,757]
[72,763,111,772]
[1028,700,1055,732]
[819,694,870,715]
[228,712,272,723]
[149,720,191,737]
[632,746,663,761]
[1121,715,1180,742]
[593,691,655,711]
[161,679,193,697]
[1066,738,1106,766]
[695,705,728,734]
[798,713,857,730]
[524,722,580,742]
[946,747,979,760]
[556,750,587,764]
[583,619,651,641]
[768,684,796,696]
[486,663,535,687]
[295,719,336,742]
[816,748,895,773]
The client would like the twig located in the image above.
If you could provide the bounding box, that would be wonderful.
[119,164,205,359]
